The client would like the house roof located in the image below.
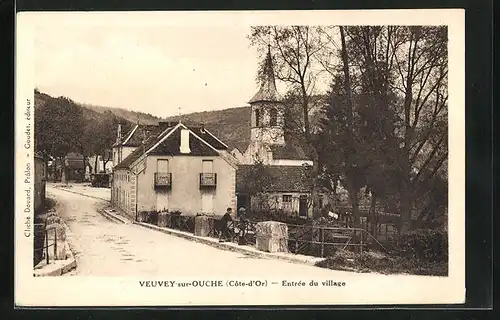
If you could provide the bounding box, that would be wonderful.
[115,123,229,170]
[236,164,313,193]
[249,46,282,104]
[122,124,159,147]
[270,134,311,161]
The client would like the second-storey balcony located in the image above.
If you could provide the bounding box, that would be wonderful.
[154,172,172,189]
[199,173,217,188]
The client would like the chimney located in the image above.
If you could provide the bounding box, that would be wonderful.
[200,122,206,134]
[116,123,122,143]
[180,129,191,154]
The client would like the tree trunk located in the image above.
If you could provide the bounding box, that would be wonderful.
[60,157,67,184]
[94,155,99,174]
[399,178,412,234]
[82,155,87,182]
[345,180,360,229]
[103,158,109,173]
[369,192,378,237]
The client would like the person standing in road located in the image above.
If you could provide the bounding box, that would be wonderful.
[219,207,233,242]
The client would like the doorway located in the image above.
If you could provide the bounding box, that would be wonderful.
[201,191,214,214]
[237,194,249,211]
[299,195,308,217]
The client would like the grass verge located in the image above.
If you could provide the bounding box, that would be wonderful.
[315,249,448,276]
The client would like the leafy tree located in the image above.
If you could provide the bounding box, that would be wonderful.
[316,26,448,234]
[35,95,85,182]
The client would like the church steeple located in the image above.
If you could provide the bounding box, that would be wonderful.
[247,45,286,152]
[249,45,282,103]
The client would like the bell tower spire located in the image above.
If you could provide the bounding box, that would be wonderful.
[249,45,281,104]
[248,45,285,150]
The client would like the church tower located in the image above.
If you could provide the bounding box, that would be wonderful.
[249,46,285,147]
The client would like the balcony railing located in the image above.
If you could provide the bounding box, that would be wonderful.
[199,173,217,188]
[154,172,172,188]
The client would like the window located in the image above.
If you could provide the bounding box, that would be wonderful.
[269,108,278,126]
[255,109,261,127]
[157,159,169,172]
[202,160,213,173]
[283,195,292,210]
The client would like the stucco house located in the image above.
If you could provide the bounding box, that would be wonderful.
[63,152,89,182]
[111,121,238,219]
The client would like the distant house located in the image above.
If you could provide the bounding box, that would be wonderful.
[111,121,238,219]
[88,153,113,174]
[64,152,88,182]
[236,165,318,217]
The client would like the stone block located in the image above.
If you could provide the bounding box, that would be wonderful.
[194,215,211,237]
[157,212,168,228]
[255,221,289,253]
[46,223,66,241]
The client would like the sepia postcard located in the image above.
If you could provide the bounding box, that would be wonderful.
[15,9,465,307]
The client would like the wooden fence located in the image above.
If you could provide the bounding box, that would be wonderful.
[139,213,390,258]
[287,224,387,258]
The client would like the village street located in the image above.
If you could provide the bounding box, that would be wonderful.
[47,184,352,277]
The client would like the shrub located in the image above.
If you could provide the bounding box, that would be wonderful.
[388,229,448,263]
[139,211,159,225]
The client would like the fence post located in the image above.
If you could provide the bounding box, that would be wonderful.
[54,228,58,260]
[320,227,324,258]
[45,229,49,264]
[292,226,297,253]
[360,229,364,254]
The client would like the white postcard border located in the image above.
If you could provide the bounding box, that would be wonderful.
[15,9,465,307]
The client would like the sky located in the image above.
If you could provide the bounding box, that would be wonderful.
[30,11,455,119]
[34,24,268,118]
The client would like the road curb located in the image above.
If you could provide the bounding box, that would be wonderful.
[99,208,129,224]
[133,221,324,267]
[51,186,109,202]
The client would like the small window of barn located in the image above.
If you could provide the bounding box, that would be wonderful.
[283,195,292,203]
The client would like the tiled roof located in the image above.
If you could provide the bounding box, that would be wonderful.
[236,164,313,193]
[115,126,175,169]
[188,126,228,150]
[115,123,226,169]
[122,124,159,147]
[270,135,311,161]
